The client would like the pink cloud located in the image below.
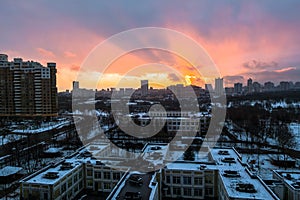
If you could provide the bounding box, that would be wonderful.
[36,48,55,58]
[64,51,76,58]
[274,67,296,73]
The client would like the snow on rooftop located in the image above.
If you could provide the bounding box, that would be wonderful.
[0,166,23,177]
[44,147,61,153]
[25,159,82,185]
[210,148,278,199]
[275,170,300,190]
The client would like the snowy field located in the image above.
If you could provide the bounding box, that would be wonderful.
[290,123,300,150]
[241,154,296,180]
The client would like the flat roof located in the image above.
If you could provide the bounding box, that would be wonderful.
[274,170,300,190]
[25,159,82,185]
[210,148,279,200]
[109,172,157,200]
[0,166,23,177]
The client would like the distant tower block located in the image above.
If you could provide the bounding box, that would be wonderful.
[215,77,224,96]
[141,80,148,96]
[73,81,79,90]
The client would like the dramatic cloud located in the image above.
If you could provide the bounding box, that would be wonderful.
[1,1,300,90]
[223,75,244,86]
[168,73,180,82]
[242,67,300,84]
[243,60,278,70]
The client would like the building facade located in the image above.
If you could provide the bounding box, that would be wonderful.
[0,54,57,117]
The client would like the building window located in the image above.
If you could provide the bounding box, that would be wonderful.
[173,176,181,184]
[194,188,203,196]
[104,183,111,190]
[87,169,92,176]
[87,180,93,187]
[194,177,203,185]
[205,176,213,184]
[104,172,111,179]
[183,188,192,196]
[173,187,181,196]
[94,171,101,179]
[61,183,66,193]
[68,179,72,188]
[205,187,213,196]
[183,177,191,185]
[74,174,78,183]
[113,172,120,180]
[166,175,170,184]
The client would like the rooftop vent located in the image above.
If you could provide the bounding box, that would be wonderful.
[236,183,256,193]
[150,146,162,151]
[81,151,92,158]
[221,157,236,163]
[285,173,292,180]
[223,170,240,178]
[218,150,230,155]
[96,160,104,165]
[43,172,59,179]
[60,162,73,170]
[200,165,207,170]
[292,181,300,189]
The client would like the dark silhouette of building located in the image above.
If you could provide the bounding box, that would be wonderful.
[234,82,243,94]
[247,78,253,93]
[141,80,148,96]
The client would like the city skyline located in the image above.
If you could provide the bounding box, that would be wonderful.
[1,1,300,91]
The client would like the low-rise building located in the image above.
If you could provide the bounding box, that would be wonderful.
[20,143,280,200]
[273,170,300,200]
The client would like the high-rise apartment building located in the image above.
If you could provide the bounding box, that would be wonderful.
[247,78,253,93]
[0,54,57,117]
[234,82,243,94]
[214,78,224,96]
[141,80,148,96]
[72,81,79,91]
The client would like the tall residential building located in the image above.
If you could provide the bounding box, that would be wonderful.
[214,77,224,96]
[264,81,275,92]
[234,82,243,94]
[253,82,262,93]
[247,78,253,93]
[205,84,213,91]
[0,54,57,117]
[141,80,148,96]
[279,81,290,91]
[72,81,79,90]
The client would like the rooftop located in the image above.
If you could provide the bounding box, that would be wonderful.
[274,170,300,190]
[108,172,158,200]
[0,166,23,177]
[209,148,279,200]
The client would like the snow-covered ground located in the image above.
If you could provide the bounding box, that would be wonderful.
[241,154,294,180]
[228,100,300,109]
[0,134,24,146]
[11,120,70,134]
[290,123,300,150]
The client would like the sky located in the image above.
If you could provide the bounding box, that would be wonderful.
[1,0,300,91]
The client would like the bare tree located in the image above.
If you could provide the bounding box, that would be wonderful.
[276,122,296,161]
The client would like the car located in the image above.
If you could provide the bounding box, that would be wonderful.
[129,174,143,186]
